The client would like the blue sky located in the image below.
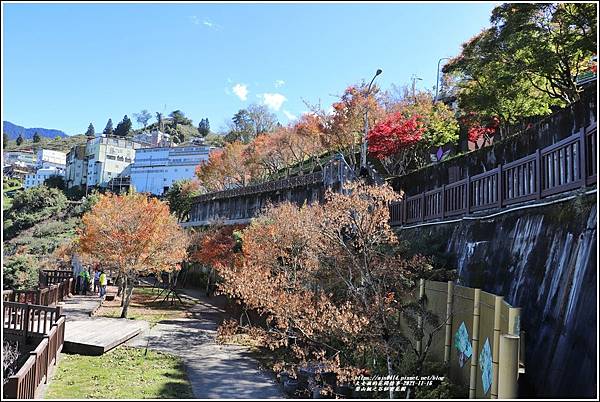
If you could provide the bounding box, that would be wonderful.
[3,2,499,135]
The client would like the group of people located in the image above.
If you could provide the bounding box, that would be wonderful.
[76,266,108,297]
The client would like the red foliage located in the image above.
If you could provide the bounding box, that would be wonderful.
[467,116,499,143]
[367,113,425,158]
[192,225,245,268]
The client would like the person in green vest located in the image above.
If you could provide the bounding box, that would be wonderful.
[99,271,107,298]
[80,269,90,295]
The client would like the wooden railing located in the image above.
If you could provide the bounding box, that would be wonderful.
[3,316,66,399]
[41,269,73,286]
[3,277,74,306]
[3,303,64,343]
[2,274,71,399]
[390,124,597,226]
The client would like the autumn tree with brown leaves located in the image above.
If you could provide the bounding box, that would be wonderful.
[192,182,445,395]
[78,192,189,318]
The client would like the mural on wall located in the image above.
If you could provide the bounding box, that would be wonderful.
[479,338,493,394]
[454,321,472,367]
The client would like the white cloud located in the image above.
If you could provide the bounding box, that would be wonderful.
[232,84,248,101]
[203,20,214,28]
[274,80,285,88]
[189,16,200,25]
[260,93,287,111]
[283,110,297,120]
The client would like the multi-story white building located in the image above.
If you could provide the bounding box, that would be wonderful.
[130,146,211,195]
[64,136,147,190]
[24,166,65,189]
[3,150,37,168]
[84,136,145,188]
[64,144,87,189]
[37,149,66,169]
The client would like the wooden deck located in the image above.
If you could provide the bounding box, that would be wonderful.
[60,294,149,356]
[63,317,147,355]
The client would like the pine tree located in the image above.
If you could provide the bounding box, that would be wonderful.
[85,123,95,138]
[16,133,24,146]
[198,118,210,137]
[33,132,41,143]
[3,132,8,148]
[103,119,114,135]
[114,115,133,137]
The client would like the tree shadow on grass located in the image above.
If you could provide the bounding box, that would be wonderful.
[157,381,194,399]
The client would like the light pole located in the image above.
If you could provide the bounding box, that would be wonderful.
[360,68,383,174]
[435,57,451,104]
[411,74,423,101]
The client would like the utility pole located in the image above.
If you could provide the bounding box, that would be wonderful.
[411,74,422,101]
[360,69,383,175]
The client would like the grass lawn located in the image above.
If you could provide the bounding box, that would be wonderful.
[45,346,193,399]
[95,286,196,327]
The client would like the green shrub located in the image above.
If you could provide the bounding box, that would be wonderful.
[33,220,70,238]
[3,254,39,290]
[4,186,67,236]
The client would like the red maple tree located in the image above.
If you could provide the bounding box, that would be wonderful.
[367,112,425,159]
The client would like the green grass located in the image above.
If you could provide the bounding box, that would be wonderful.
[95,286,196,327]
[45,347,194,399]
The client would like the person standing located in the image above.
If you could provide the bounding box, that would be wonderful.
[81,269,90,295]
[99,271,107,298]
[93,269,101,294]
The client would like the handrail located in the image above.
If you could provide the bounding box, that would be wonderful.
[390,124,597,226]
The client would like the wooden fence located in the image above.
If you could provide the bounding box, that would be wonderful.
[3,274,72,399]
[3,315,66,399]
[390,123,597,226]
[3,277,74,306]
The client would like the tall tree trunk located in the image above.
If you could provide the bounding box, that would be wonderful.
[120,278,134,318]
[117,274,123,297]
[119,275,126,307]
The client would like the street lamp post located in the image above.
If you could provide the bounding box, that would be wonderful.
[360,68,383,175]
[434,57,451,104]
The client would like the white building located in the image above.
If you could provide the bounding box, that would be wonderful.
[131,130,171,148]
[3,150,37,168]
[64,144,87,189]
[84,136,145,188]
[64,136,148,190]
[24,166,65,189]
[130,146,211,195]
[37,149,66,169]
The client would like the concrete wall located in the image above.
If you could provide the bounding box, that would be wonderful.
[394,193,597,398]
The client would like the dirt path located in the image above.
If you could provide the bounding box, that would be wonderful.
[126,288,284,399]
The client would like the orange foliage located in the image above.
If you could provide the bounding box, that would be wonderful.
[78,192,189,278]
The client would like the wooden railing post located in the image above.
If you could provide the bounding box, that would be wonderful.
[466,173,471,215]
[579,127,587,186]
[22,303,30,344]
[420,192,425,222]
[497,164,503,208]
[535,149,542,200]
[441,185,446,218]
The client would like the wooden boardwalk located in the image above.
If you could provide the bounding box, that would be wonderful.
[61,295,148,355]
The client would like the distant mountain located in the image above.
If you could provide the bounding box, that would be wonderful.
[3,121,68,140]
